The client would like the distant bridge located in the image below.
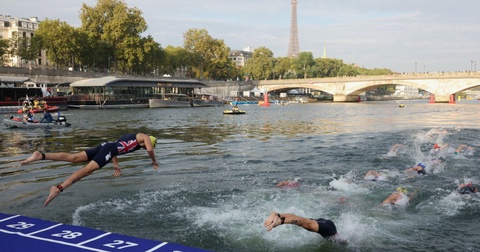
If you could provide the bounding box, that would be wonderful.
[256,72,480,103]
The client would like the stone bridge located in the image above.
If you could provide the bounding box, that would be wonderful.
[256,72,480,103]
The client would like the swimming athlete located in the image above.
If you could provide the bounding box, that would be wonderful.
[405,163,426,175]
[388,144,405,156]
[264,212,343,243]
[380,186,415,209]
[454,144,474,155]
[364,170,388,181]
[276,178,302,188]
[21,133,158,206]
[457,182,479,194]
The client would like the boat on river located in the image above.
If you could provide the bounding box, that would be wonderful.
[191,94,225,107]
[16,105,60,114]
[68,76,206,109]
[0,76,68,111]
[149,94,192,108]
[3,115,71,129]
[230,100,258,105]
[223,108,246,115]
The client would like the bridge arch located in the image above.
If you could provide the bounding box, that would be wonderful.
[257,73,480,103]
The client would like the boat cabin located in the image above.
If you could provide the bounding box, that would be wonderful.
[68,76,207,109]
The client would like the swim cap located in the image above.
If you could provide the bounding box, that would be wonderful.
[149,136,157,148]
[417,163,426,169]
[434,144,439,149]
[396,186,408,194]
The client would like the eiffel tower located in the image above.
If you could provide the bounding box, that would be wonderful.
[287,0,299,57]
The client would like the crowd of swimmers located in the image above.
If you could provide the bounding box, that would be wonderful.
[266,128,477,244]
[19,127,477,246]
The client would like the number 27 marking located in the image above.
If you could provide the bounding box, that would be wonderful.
[104,240,138,249]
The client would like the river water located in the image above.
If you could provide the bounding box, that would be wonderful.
[1,100,480,252]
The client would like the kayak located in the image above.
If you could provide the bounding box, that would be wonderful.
[3,116,71,129]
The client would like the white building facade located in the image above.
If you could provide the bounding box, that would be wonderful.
[0,14,48,67]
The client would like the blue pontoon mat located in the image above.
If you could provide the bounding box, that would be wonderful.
[0,212,210,252]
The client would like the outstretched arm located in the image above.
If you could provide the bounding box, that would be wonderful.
[112,156,121,177]
[405,166,419,173]
[139,133,158,169]
[456,144,473,153]
[264,212,319,233]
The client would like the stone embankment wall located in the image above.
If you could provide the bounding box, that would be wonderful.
[0,66,255,98]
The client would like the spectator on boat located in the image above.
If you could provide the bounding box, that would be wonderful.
[23,108,34,123]
[264,211,344,243]
[20,133,158,206]
[40,109,53,123]
[33,99,40,109]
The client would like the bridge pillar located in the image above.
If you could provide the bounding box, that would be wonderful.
[434,95,451,103]
[333,95,360,102]
[449,94,456,104]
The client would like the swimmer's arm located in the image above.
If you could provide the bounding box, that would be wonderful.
[405,167,417,172]
[379,194,397,206]
[112,156,122,177]
[140,134,158,169]
[147,149,158,169]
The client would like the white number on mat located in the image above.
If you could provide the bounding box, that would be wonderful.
[51,230,83,239]
[6,222,35,229]
[104,240,138,249]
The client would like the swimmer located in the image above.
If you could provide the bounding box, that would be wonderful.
[433,143,448,155]
[264,212,344,243]
[387,144,405,156]
[380,186,416,208]
[276,178,302,188]
[364,170,388,181]
[454,144,474,155]
[431,156,446,164]
[457,182,479,194]
[21,133,158,206]
[405,163,426,175]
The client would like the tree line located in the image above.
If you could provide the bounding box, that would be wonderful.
[0,0,394,80]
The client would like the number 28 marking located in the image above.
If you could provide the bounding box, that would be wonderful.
[51,230,83,239]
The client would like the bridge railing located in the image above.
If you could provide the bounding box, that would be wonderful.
[257,71,480,85]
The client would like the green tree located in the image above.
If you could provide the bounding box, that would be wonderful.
[15,36,42,67]
[0,39,9,65]
[244,47,275,80]
[183,28,231,79]
[292,52,314,79]
[80,0,147,72]
[274,57,292,79]
[163,46,191,76]
[35,19,76,68]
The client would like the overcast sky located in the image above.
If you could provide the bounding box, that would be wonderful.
[3,0,480,73]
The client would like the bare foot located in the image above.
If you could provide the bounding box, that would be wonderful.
[264,212,282,231]
[44,186,60,206]
[21,151,43,165]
